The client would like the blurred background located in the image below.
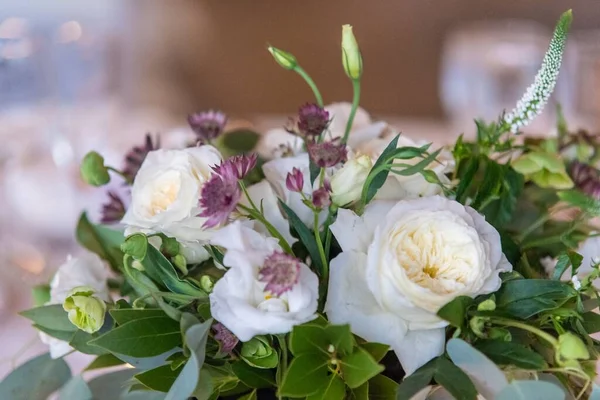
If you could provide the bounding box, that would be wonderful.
[1,0,600,380]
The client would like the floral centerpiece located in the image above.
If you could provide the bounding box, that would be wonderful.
[3,9,600,400]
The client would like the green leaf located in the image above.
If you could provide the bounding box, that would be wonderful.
[33,324,75,342]
[87,369,138,400]
[437,296,473,328]
[364,134,400,204]
[136,365,181,392]
[351,382,369,400]
[231,361,275,389]
[553,251,583,280]
[433,357,477,400]
[389,148,442,177]
[121,233,148,260]
[360,342,389,363]
[31,284,50,307]
[69,330,108,355]
[471,159,503,210]
[115,349,180,371]
[278,200,323,272]
[76,212,125,271]
[582,312,600,333]
[455,157,479,203]
[280,354,329,397]
[289,323,354,358]
[325,324,355,356]
[368,375,398,400]
[306,374,346,400]
[496,279,577,319]
[475,340,547,370]
[20,304,76,332]
[59,376,92,400]
[238,390,257,400]
[166,319,212,400]
[89,316,181,357]
[84,353,125,371]
[340,347,384,389]
[496,380,566,400]
[0,353,71,400]
[142,245,204,296]
[110,308,168,325]
[396,358,436,399]
[558,189,600,216]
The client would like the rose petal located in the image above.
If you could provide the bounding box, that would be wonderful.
[393,328,446,376]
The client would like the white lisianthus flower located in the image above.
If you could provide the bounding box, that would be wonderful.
[121,146,222,263]
[330,154,373,206]
[256,128,304,160]
[40,253,110,358]
[209,221,319,341]
[325,196,512,374]
[354,133,454,200]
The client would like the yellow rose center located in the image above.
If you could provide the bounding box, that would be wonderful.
[148,173,182,216]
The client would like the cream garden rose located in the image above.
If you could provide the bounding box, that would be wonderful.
[325,196,512,374]
[209,221,319,340]
[121,146,222,262]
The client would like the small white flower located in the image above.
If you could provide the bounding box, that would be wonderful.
[209,222,319,341]
[571,275,582,290]
[41,253,110,358]
[121,146,222,263]
[325,196,511,374]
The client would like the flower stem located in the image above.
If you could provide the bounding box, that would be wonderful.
[341,79,361,144]
[490,317,558,347]
[276,334,289,400]
[294,66,323,107]
[107,166,133,184]
[238,204,294,256]
[313,211,329,279]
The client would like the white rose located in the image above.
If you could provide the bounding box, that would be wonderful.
[330,154,373,206]
[325,196,511,374]
[355,133,454,200]
[41,253,110,358]
[256,128,304,160]
[121,146,222,263]
[209,222,319,341]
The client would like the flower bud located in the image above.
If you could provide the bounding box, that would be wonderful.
[285,167,304,193]
[341,24,363,80]
[469,316,487,338]
[160,236,181,258]
[80,151,110,187]
[268,46,297,70]
[63,286,106,334]
[200,275,215,294]
[557,332,589,363]
[512,151,573,189]
[477,298,496,312]
[121,233,148,260]
[171,254,187,275]
[240,336,279,369]
[330,154,372,206]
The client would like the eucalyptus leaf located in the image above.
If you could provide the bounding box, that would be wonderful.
[114,348,180,370]
[59,376,93,400]
[20,304,76,332]
[0,353,71,400]
[87,369,137,400]
[496,380,566,400]
[135,365,181,392]
[85,353,126,371]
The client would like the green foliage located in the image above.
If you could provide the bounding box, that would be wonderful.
[135,365,181,392]
[141,245,204,296]
[121,233,148,260]
[240,336,279,369]
[59,376,92,400]
[557,190,600,216]
[84,354,125,371]
[496,279,577,319]
[20,304,76,332]
[437,296,474,329]
[0,353,71,400]
[76,212,125,271]
[475,340,547,370]
[110,308,168,325]
[231,361,276,389]
[340,347,384,389]
[278,200,323,272]
[495,380,566,400]
[553,251,583,280]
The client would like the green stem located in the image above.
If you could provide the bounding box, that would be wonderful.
[276,334,289,400]
[240,181,260,212]
[238,204,294,255]
[490,317,558,347]
[294,66,323,107]
[107,166,133,184]
[341,79,361,144]
[314,211,328,279]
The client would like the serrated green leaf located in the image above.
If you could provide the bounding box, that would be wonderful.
[360,342,389,363]
[475,340,547,370]
[278,200,323,272]
[340,347,384,389]
[89,316,181,357]
[110,308,168,325]
[280,354,329,397]
[20,304,75,332]
[306,374,346,400]
[231,361,275,389]
[437,296,473,328]
[59,376,92,400]
[84,353,125,371]
[76,212,124,271]
[0,353,71,400]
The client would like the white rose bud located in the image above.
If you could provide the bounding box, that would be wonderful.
[330,154,372,206]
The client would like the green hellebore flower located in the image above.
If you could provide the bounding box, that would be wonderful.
[80,151,110,187]
[63,286,107,334]
[121,233,148,260]
[240,336,278,369]
[556,332,589,364]
[341,24,363,80]
[512,151,574,189]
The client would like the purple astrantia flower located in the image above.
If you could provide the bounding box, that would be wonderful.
[100,191,126,224]
[307,140,347,168]
[199,165,241,229]
[122,134,159,183]
[285,167,304,193]
[214,153,258,180]
[569,161,600,200]
[212,322,239,354]
[312,187,331,209]
[188,110,227,143]
[297,103,330,137]
[258,251,301,297]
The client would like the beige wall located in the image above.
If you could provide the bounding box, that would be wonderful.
[120,0,600,119]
